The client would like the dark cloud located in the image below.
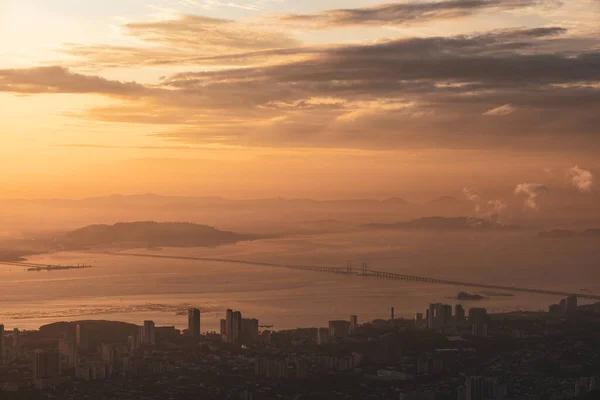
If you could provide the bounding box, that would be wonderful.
[277,0,562,28]
[9,28,600,152]
[0,66,149,96]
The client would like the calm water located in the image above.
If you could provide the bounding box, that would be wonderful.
[0,231,598,331]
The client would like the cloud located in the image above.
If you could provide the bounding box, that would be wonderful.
[125,14,299,51]
[487,200,508,222]
[146,27,600,149]
[0,66,149,96]
[277,0,562,28]
[515,183,549,209]
[463,187,482,212]
[10,27,600,153]
[567,165,594,191]
[60,13,303,68]
[483,104,516,116]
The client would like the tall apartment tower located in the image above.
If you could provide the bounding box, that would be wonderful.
[33,349,61,381]
[455,304,466,323]
[188,308,201,338]
[142,320,156,345]
[225,309,234,343]
[232,311,243,344]
[76,324,89,351]
[350,315,358,333]
[0,324,4,363]
[13,328,20,359]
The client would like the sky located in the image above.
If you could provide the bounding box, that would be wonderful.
[0,0,599,200]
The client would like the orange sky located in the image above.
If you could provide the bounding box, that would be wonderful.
[0,0,598,200]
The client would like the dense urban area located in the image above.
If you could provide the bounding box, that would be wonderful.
[1,294,599,400]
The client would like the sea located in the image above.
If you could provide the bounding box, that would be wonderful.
[1,230,598,332]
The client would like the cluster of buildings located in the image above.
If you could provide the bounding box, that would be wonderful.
[1,298,600,399]
[416,303,489,337]
[219,309,260,345]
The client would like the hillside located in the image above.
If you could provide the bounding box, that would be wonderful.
[362,217,518,231]
[56,221,256,250]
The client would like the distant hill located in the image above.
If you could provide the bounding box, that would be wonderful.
[362,217,518,231]
[55,221,256,250]
[538,229,600,238]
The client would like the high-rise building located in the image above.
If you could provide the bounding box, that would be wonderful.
[33,349,61,381]
[142,321,156,346]
[329,320,351,338]
[455,304,466,323]
[468,308,488,324]
[0,324,4,364]
[391,307,395,323]
[349,315,358,333]
[232,311,242,344]
[220,319,227,341]
[242,318,259,343]
[428,303,454,329]
[226,309,234,343]
[76,324,88,352]
[12,328,20,359]
[188,308,201,338]
[128,334,138,354]
[317,328,330,345]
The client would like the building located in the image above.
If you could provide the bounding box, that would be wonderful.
[472,323,488,338]
[33,349,61,381]
[76,324,88,352]
[128,334,138,354]
[58,338,76,368]
[0,324,4,364]
[220,319,227,341]
[428,303,453,329]
[242,318,259,343]
[141,321,156,346]
[350,315,358,333]
[415,313,424,324]
[188,308,201,338]
[12,328,20,360]
[468,308,488,323]
[329,320,351,338]
[465,376,503,400]
[225,309,234,343]
[317,328,330,345]
[455,304,466,322]
[232,311,242,344]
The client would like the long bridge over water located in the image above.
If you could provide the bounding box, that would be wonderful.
[106,252,600,300]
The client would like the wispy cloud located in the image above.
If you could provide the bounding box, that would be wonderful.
[276,0,563,28]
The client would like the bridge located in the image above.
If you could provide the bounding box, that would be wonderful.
[103,252,600,300]
[106,252,350,275]
[0,261,92,271]
[360,268,600,300]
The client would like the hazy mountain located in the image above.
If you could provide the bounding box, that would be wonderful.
[55,221,256,250]
[362,217,518,231]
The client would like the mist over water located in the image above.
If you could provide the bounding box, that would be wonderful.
[1,230,598,331]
